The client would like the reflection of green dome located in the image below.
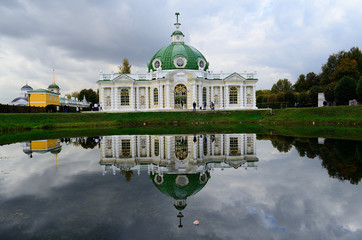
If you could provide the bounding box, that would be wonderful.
[148,30,209,72]
[150,172,210,210]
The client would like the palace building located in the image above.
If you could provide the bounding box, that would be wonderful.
[97,14,258,112]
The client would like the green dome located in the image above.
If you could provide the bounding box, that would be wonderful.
[148,35,209,72]
[48,84,60,89]
[150,172,210,200]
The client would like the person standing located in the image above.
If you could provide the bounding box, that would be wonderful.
[203,101,206,110]
[193,101,196,111]
[181,100,184,109]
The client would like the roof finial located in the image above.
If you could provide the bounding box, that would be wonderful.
[52,69,55,85]
[174,12,181,29]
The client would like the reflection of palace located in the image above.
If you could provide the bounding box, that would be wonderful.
[23,139,62,165]
[99,134,258,227]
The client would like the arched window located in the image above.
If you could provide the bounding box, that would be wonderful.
[154,139,159,156]
[230,137,239,156]
[120,89,129,106]
[153,88,158,105]
[202,87,207,103]
[229,87,238,104]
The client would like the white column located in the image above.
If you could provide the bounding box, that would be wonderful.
[206,87,210,106]
[132,136,136,158]
[211,86,214,104]
[146,135,150,157]
[193,140,197,160]
[220,134,224,155]
[111,87,115,111]
[115,137,120,159]
[131,86,135,110]
[240,85,244,108]
[199,136,204,157]
[136,86,139,110]
[243,86,247,108]
[253,86,256,108]
[159,85,163,109]
[220,86,224,109]
[226,134,230,156]
[198,85,203,108]
[166,136,171,159]
[160,136,164,159]
[240,135,244,156]
[226,86,229,109]
[114,87,119,110]
[137,136,141,158]
[211,138,215,156]
[192,83,197,107]
[166,84,171,109]
[146,86,149,110]
[101,87,104,107]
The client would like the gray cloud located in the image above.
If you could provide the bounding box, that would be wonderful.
[1,0,362,103]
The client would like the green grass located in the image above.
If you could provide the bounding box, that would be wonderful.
[0,105,361,142]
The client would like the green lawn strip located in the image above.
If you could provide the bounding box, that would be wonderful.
[0,106,361,133]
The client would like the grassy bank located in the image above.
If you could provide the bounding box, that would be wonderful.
[0,105,361,133]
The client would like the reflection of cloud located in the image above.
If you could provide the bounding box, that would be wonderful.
[0,137,362,239]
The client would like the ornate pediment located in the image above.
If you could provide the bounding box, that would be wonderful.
[113,74,135,82]
[223,72,245,82]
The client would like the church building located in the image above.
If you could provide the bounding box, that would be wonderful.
[97,14,258,112]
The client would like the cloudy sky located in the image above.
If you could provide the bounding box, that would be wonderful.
[1,0,362,104]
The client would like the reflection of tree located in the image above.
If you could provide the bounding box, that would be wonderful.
[120,170,133,182]
[80,137,99,149]
[269,135,294,153]
[319,140,362,185]
[261,134,362,185]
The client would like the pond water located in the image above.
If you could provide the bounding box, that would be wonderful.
[0,134,361,240]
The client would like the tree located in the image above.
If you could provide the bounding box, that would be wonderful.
[324,82,336,102]
[330,57,360,83]
[308,85,324,106]
[118,58,131,74]
[293,74,306,92]
[79,88,99,104]
[271,79,292,93]
[267,94,277,103]
[320,51,344,86]
[276,92,285,102]
[334,76,357,105]
[298,92,308,105]
[284,90,296,106]
[357,77,362,102]
[71,91,80,99]
[305,72,320,90]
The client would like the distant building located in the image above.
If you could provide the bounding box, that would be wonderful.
[28,70,60,107]
[10,84,33,106]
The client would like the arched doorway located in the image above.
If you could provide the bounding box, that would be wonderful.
[174,84,187,109]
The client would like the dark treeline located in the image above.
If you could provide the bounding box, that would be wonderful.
[258,134,362,185]
[257,47,362,108]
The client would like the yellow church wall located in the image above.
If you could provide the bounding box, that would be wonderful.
[30,139,60,150]
[29,92,59,107]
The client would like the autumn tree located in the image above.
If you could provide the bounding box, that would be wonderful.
[118,58,131,74]
[330,57,360,83]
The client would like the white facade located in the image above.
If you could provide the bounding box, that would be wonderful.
[98,70,258,112]
[99,133,258,175]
